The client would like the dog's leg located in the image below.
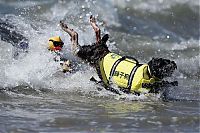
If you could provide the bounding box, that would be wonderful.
[90,15,101,44]
[60,21,79,54]
[143,81,178,93]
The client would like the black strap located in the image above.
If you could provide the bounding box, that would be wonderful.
[127,64,141,90]
[109,56,126,80]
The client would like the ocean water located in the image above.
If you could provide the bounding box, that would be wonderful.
[0,0,199,132]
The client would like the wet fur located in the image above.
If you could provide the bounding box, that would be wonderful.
[76,34,110,67]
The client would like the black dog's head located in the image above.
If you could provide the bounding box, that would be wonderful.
[148,58,177,79]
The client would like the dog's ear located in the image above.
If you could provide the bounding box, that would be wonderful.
[101,34,109,43]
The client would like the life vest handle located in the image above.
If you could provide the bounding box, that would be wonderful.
[123,56,139,64]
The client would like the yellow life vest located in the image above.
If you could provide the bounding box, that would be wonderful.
[99,53,157,93]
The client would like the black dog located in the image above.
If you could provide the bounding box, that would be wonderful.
[60,15,178,95]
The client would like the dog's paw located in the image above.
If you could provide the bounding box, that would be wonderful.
[60,20,68,29]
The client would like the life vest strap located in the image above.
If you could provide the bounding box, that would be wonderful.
[127,64,141,90]
[109,56,126,80]
[123,56,139,64]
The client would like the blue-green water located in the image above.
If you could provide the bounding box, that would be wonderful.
[0,0,199,132]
